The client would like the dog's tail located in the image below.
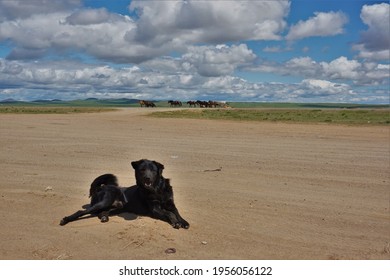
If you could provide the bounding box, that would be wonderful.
[89,174,118,198]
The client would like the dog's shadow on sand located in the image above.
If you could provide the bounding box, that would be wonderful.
[117,212,138,221]
[81,204,138,221]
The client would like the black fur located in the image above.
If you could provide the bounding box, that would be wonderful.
[60,174,125,226]
[89,174,118,205]
[124,159,189,229]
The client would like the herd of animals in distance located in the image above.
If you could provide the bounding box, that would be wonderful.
[139,100,230,108]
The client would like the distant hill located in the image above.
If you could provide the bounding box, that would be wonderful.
[97,98,139,104]
[0,98,18,103]
[32,99,53,103]
[0,98,142,107]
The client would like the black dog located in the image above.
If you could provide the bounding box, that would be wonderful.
[60,174,127,226]
[60,160,189,229]
[123,159,189,229]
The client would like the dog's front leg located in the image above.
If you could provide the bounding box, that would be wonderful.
[165,200,190,229]
[149,202,180,229]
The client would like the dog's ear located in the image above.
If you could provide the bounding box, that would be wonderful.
[131,160,143,170]
[153,161,164,174]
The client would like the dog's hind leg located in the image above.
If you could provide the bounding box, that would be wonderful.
[97,201,124,223]
[60,199,114,226]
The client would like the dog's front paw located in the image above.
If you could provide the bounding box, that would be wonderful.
[172,220,189,229]
[60,218,68,226]
[180,220,190,229]
[171,222,181,229]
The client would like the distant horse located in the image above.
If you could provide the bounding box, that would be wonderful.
[196,100,210,108]
[208,101,219,108]
[186,101,197,107]
[168,100,182,107]
[139,100,156,107]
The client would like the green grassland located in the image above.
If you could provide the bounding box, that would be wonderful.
[1,99,388,109]
[150,109,390,125]
[1,99,388,124]
[0,107,116,114]
[229,102,389,109]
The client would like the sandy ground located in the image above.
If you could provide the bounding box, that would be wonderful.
[0,108,389,260]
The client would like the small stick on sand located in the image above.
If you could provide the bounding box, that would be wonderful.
[201,167,222,172]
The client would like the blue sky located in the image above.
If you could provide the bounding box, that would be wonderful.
[0,0,389,103]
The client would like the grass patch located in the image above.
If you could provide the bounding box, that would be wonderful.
[0,107,116,114]
[229,102,389,109]
[150,109,390,125]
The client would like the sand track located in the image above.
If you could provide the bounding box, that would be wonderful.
[0,108,389,259]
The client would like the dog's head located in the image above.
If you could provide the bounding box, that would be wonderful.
[131,159,164,191]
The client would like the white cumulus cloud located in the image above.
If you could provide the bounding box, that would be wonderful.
[286,11,348,40]
[0,0,81,20]
[65,8,123,25]
[302,79,352,95]
[129,0,290,44]
[320,56,361,80]
[0,1,289,63]
[182,44,256,77]
[353,3,390,60]
[246,56,389,86]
